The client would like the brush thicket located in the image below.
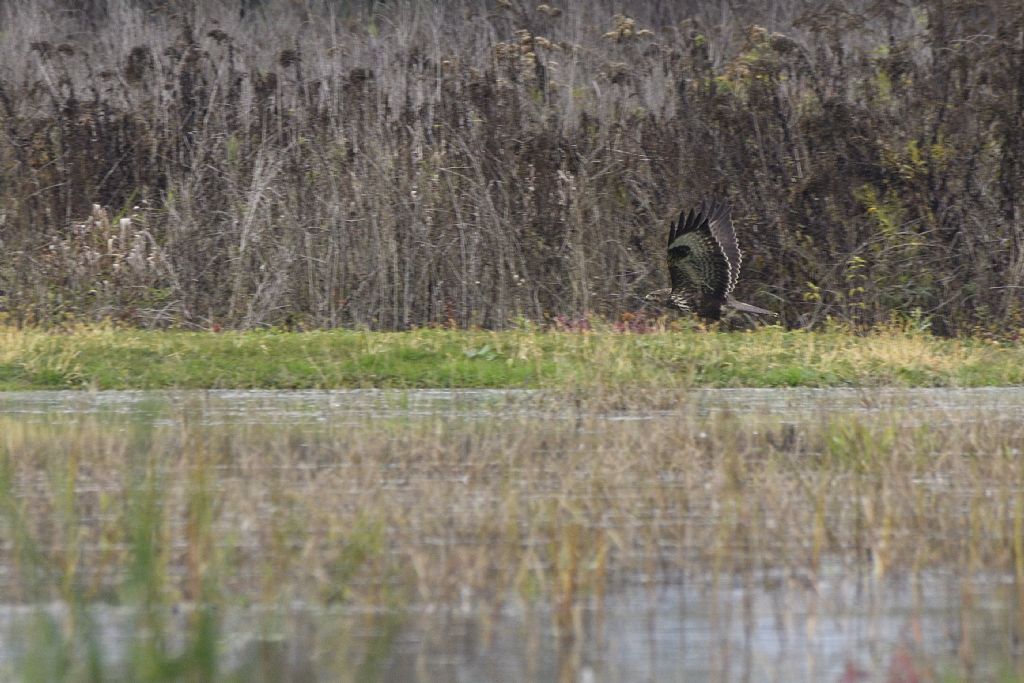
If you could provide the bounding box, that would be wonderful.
[0,0,1021,335]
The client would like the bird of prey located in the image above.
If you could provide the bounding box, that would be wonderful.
[645,199,775,321]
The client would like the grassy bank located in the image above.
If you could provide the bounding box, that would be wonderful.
[1,325,1022,390]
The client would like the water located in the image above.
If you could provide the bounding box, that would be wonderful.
[2,388,1024,682]
[4,386,1024,425]
[10,570,994,682]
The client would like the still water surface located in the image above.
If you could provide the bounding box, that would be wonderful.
[2,388,1023,682]
[4,386,1024,428]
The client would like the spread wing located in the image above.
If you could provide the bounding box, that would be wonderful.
[666,200,733,305]
[704,200,742,297]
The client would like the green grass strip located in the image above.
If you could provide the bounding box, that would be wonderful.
[0,325,1022,390]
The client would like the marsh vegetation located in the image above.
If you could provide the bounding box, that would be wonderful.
[1,0,1023,333]
[2,388,1024,681]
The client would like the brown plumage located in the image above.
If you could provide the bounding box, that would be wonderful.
[645,199,775,321]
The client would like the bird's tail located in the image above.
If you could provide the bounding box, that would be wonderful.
[726,298,776,317]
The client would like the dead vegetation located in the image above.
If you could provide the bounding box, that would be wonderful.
[0,0,1022,334]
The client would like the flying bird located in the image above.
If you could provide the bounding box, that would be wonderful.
[645,199,775,321]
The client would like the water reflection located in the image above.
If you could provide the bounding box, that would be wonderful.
[0,568,1012,682]
[1,388,1023,681]
[3,386,1024,425]
[374,569,1010,682]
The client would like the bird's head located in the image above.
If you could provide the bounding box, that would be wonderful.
[644,288,693,314]
[644,288,671,303]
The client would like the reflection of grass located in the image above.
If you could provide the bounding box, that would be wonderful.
[0,324,1022,390]
[0,422,395,682]
[1,398,1024,679]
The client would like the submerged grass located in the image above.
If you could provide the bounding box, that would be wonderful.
[0,325,1022,390]
[1,392,1024,680]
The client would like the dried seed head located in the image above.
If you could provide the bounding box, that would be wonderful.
[278,49,300,68]
[124,45,153,83]
[207,29,231,44]
[605,62,629,84]
[769,32,799,54]
[605,14,646,42]
[254,71,278,97]
[348,67,374,83]
[30,41,54,58]
[91,204,108,225]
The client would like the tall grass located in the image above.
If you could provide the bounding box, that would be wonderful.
[0,0,1021,333]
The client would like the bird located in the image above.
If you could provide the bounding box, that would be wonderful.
[645,199,776,321]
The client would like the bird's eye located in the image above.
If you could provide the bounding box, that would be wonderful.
[676,246,690,257]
